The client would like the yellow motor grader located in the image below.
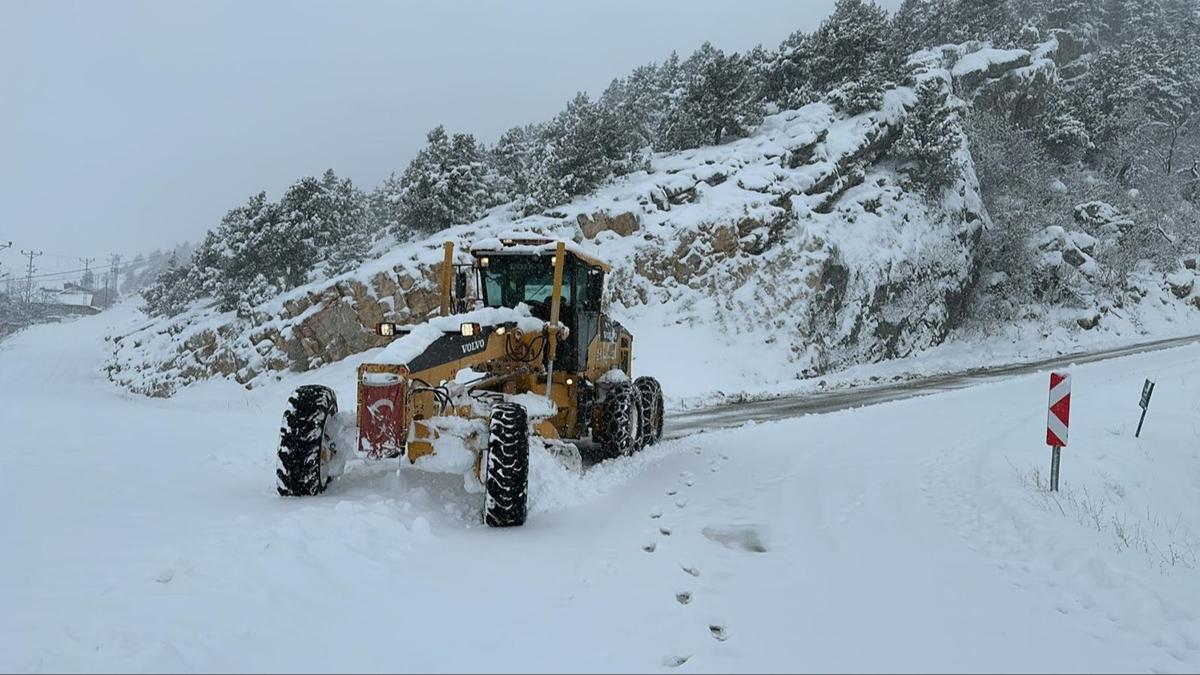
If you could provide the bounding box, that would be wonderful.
[276,237,664,526]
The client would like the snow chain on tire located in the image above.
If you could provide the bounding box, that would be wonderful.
[276,385,338,497]
[600,381,643,459]
[484,402,530,527]
[634,376,665,445]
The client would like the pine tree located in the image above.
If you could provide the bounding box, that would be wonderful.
[826,54,891,115]
[392,126,499,235]
[1043,0,1108,42]
[761,30,818,109]
[543,92,632,199]
[657,43,764,150]
[599,63,664,151]
[214,192,299,312]
[140,252,193,317]
[895,78,964,196]
[370,172,406,235]
[808,0,892,92]
[891,0,931,60]
[950,0,1017,43]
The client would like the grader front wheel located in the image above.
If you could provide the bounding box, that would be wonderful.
[484,402,530,527]
[276,385,339,497]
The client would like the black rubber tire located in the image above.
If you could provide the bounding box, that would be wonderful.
[484,402,530,527]
[599,381,644,458]
[635,376,665,445]
[276,385,338,497]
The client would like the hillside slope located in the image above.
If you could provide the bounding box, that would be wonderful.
[106,39,1199,400]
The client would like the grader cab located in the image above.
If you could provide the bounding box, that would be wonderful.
[276,237,664,527]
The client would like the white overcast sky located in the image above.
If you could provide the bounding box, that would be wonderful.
[2,0,900,274]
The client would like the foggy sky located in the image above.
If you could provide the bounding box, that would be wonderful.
[2,0,900,276]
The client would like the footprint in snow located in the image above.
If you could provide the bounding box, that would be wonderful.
[660,527,673,537]
[685,479,695,487]
[643,542,657,553]
[649,508,663,520]
[663,655,691,668]
[675,591,692,605]
[675,498,688,508]
[667,489,677,496]
[702,525,768,553]
[681,565,701,577]
[709,625,729,642]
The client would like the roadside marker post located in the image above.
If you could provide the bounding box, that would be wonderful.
[1135,379,1155,438]
[1046,372,1071,492]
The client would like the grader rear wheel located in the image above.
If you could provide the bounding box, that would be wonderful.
[635,376,664,445]
[599,381,644,459]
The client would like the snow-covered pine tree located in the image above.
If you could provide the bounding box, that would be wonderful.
[320,174,373,275]
[808,0,891,93]
[599,63,663,153]
[826,54,890,116]
[891,0,963,60]
[140,252,192,317]
[1042,0,1108,43]
[393,126,499,236]
[1101,0,1165,44]
[278,169,368,269]
[212,191,303,313]
[543,92,629,199]
[369,172,405,236]
[760,30,820,110]
[895,77,963,196]
[657,43,763,150]
[949,0,1017,43]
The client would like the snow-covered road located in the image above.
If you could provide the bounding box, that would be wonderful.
[667,332,1200,438]
[4,309,1199,672]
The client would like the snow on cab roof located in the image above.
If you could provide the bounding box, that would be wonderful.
[470,235,611,272]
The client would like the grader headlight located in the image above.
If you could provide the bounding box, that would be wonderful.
[377,322,396,337]
[460,322,482,337]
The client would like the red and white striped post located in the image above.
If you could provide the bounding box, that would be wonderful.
[1046,372,1071,491]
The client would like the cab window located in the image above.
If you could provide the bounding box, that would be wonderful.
[481,255,573,309]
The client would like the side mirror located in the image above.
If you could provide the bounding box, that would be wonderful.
[454,270,469,301]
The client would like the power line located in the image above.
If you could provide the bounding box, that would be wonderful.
[20,249,176,282]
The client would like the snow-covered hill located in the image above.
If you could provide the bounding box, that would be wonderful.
[108,73,981,399]
[104,38,1200,403]
[7,300,1200,672]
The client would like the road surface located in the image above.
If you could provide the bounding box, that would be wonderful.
[665,332,1200,438]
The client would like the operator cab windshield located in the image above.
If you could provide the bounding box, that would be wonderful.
[480,254,573,319]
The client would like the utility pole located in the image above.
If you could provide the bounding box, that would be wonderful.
[0,242,11,295]
[79,257,96,290]
[106,253,122,308]
[20,250,42,305]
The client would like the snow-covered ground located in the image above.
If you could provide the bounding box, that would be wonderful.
[4,306,1200,672]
